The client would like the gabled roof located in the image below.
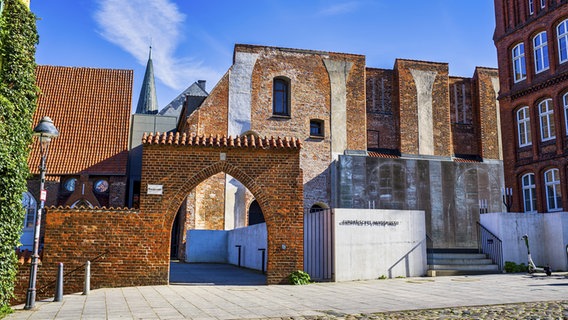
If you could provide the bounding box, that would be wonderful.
[159,81,208,120]
[29,65,133,176]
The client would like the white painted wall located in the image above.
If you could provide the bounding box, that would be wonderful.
[481,212,568,271]
[186,223,267,272]
[186,230,228,263]
[324,59,352,160]
[410,69,437,156]
[333,209,427,281]
[227,223,267,271]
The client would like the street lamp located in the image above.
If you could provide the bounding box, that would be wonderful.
[24,116,59,310]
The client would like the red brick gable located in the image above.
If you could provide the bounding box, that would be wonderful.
[29,66,133,175]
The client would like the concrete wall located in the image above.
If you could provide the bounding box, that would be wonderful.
[336,155,504,249]
[480,212,568,271]
[333,209,426,281]
[186,223,268,271]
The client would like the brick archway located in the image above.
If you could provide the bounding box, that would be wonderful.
[140,133,304,284]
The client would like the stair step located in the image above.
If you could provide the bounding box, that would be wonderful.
[428,258,494,265]
[428,253,488,259]
[431,269,501,276]
[429,264,499,271]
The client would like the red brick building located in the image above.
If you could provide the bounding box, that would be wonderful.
[494,0,568,213]
[174,44,503,251]
[21,66,132,249]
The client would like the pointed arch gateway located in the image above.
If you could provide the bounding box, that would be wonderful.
[140,133,304,284]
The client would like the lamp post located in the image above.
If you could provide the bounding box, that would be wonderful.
[24,117,59,310]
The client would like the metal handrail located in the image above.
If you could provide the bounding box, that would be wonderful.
[476,222,503,271]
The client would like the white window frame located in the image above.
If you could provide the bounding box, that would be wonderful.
[558,19,568,64]
[564,92,568,135]
[539,99,555,141]
[544,168,562,211]
[529,0,535,14]
[517,106,532,147]
[512,43,527,82]
[22,192,37,229]
[522,173,537,213]
[533,32,550,73]
[540,0,546,8]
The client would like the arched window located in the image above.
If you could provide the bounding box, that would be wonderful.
[248,200,265,225]
[544,168,562,211]
[557,19,568,63]
[512,43,527,82]
[533,32,549,73]
[521,173,537,213]
[538,99,555,141]
[517,106,532,147]
[309,203,327,213]
[273,78,290,116]
[22,192,37,229]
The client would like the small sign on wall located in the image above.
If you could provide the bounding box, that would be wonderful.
[147,184,163,195]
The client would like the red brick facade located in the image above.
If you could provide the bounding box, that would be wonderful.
[13,134,304,301]
[366,62,500,161]
[494,0,568,212]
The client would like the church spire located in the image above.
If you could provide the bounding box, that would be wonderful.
[135,46,159,114]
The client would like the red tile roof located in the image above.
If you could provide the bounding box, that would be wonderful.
[29,66,133,175]
[367,151,400,158]
[143,132,303,149]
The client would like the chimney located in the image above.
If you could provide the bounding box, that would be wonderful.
[197,80,206,91]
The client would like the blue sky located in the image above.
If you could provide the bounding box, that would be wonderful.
[31,0,497,112]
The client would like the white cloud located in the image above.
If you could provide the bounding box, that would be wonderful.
[317,2,360,16]
[94,0,218,90]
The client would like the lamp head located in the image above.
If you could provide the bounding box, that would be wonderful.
[33,116,59,152]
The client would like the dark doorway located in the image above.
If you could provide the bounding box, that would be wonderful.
[170,208,184,259]
[248,200,265,225]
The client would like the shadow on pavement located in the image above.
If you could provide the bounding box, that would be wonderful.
[169,261,267,285]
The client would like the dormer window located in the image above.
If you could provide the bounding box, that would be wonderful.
[273,77,290,116]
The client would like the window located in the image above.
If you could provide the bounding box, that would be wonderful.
[512,43,527,82]
[558,20,568,64]
[544,168,562,211]
[63,177,77,192]
[533,32,549,73]
[272,78,290,116]
[540,0,546,8]
[539,99,555,141]
[517,106,532,147]
[309,119,324,138]
[522,173,537,213]
[529,0,535,14]
[94,179,109,193]
[564,93,568,135]
[22,192,37,229]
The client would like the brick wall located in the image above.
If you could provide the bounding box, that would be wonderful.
[140,135,304,284]
[366,68,398,151]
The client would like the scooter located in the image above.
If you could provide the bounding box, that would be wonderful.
[521,234,551,276]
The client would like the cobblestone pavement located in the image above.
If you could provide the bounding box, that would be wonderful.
[270,300,568,320]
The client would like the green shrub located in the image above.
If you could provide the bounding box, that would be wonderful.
[288,270,311,285]
[504,261,529,273]
[0,0,39,309]
[378,275,387,280]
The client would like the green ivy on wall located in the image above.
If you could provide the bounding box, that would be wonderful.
[0,0,38,309]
